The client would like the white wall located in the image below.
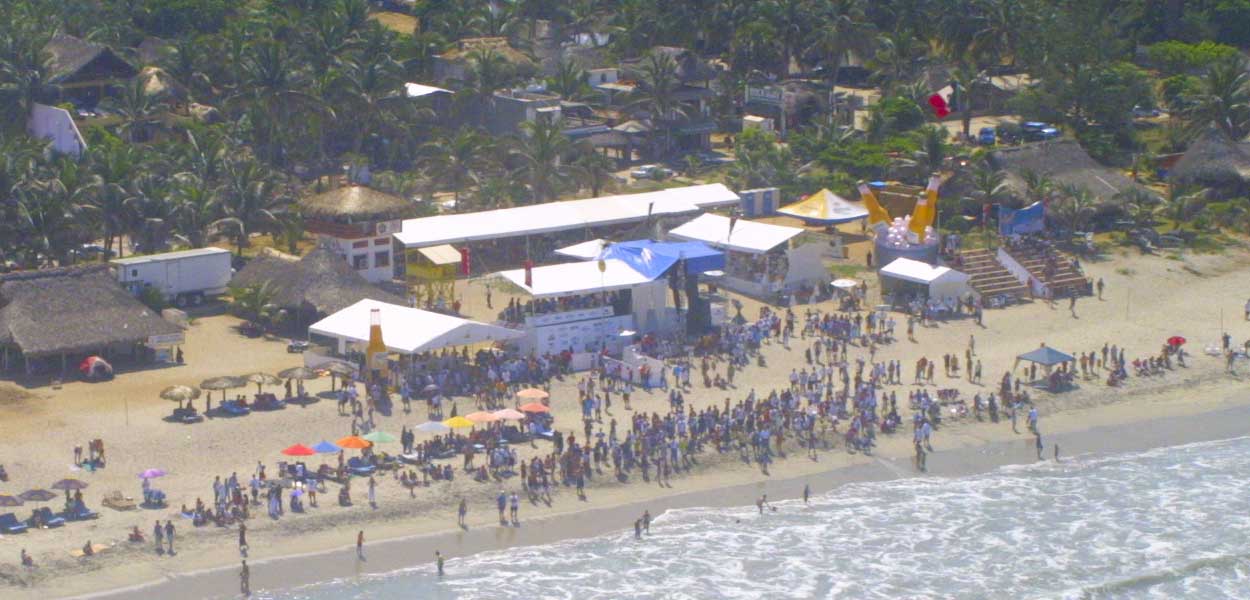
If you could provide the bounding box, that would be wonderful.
[324,219,401,283]
[28,103,86,157]
[996,247,1043,296]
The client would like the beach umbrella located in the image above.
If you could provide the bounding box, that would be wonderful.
[245,372,281,393]
[516,388,549,400]
[0,495,22,507]
[138,468,166,479]
[278,367,320,381]
[618,330,637,338]
[19,489,56,502]
[324,362,356,376]
[50,478,89,491]
[362,431,397,444]
[492,408,526,421]
[443,416,475,429]
[200,376,245,404]
[336,435,371,449]
[414,421,451,434]
[519,402,550,414]
[312,440,341,454]
[422,383,440,393]
[159,385,200,409]
[1167,336,1186,346]
[832,278,858,289]
[281,444,316,457]
[465,411,500,424]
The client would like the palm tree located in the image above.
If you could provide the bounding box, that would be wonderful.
[911,125,948,175]
[767,0,815,78]
[232,38,328,165]
[948,62,986,140]
[627,51,688,158]
[1116,187,1160,229]
[102,77,162,143]
[455,48,517,127]
[510,118,576,204]
[474,1,521,38]
[328,53,410,159]
[0,28,58,131]
[420,127,492,211]
[270,206,306,255]
[82,142,149,257]
[169,172,231,248]
[1051,184,1099,234]
[219,159,288,255]
[548,58,589,101]
[1020,170,1053,206]
[228,282,281,328]
[574,146,618,197]
[870,28,925,95]
[1155,185,1206,230]
[806,0,872,91]
[971,164,1009,215]
[1193,58,1250,141]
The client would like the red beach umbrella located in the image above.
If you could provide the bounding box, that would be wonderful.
[281,444,316,457]
[1167,336,1186,346]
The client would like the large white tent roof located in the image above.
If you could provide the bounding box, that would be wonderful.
[308,299,522,354]
[667,213,803,254]
[878,258,968,285]
[395,184,739,248]
[497,259,655,298]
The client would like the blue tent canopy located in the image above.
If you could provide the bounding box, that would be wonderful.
[1016,346,1073,366]
[596,240,724,280]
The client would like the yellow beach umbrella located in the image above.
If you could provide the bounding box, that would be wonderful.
[443,416,475,429]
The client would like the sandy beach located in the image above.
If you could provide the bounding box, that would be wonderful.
[1,245,1248,599]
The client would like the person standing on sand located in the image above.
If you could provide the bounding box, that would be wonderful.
[458,498,468,527]
[1035,433,1044,460]
[356,531,365,560]
[164,520,175,555]
[154,520,163,555]
[509,492,519,524]
[240,560,250,596]
[496,491,507,525]
[238,522,248,557]
[436,550,445,576]
[1097,278,1105,300]
[367,476,377,509]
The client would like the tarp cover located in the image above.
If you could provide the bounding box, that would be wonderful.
[1016,345,1074,366]
[309,299,523,354]
[878,257,966,285]
[596,240,724,279]
[777,189,869,224]
[498,259,655,298]
[999,201,1045,236]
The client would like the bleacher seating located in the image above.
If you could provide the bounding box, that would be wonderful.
[955,248,1029,302]
[1005,245,1090,298]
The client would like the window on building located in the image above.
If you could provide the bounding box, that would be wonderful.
[352,254,369,270]
[352,240,369,249]
[374,251,390,268]
[374,237,389,246]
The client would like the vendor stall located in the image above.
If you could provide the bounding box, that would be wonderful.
[878,257,973,306]
[668,213,827,299]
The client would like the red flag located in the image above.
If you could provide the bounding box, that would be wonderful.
[927,94,950,118]
[523,259,533,287]
[459,247,471,276]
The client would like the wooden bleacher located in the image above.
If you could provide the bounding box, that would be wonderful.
[1005,245,1090,297]
[956,248,1029,302]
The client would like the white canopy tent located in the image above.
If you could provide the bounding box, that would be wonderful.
[308,299,523,354]
[404,83,451,98]
[395,184,739,248]
[497,259,655,298]
[878,258,972,303]
[668,213,803,255]
[554,239,608,260]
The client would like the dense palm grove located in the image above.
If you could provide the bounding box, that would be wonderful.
[2,0,1250,267]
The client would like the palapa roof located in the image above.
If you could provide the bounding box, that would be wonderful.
[439,37,535,69]
[990,140,1155,203]
[0,265,182,357]
[42,34,137,84]
[624,47,718,84]
[298,186,415,221]
[1169,128,1250,187]
[230,247,405,316]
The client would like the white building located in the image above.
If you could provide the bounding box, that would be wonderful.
[298,186,415,283]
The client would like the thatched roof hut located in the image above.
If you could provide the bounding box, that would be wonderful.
[990,140,1156,203]
[42,34,137,85]
[230,247,405,316]
[1168,128,1250,193]
[298,186,415,223]
[0,265,181,359]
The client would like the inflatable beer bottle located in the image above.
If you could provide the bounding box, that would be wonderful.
[366,308,388,384]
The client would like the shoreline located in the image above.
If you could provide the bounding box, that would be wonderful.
[76,396,1250,600]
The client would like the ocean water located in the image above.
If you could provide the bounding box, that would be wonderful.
[266,437,1250,600]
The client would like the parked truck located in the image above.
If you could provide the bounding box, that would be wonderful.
[111,247,233,308]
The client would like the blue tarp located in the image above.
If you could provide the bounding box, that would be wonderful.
[1017,346,1073,366]
[999,201,1045,236]
[596,240,725,280]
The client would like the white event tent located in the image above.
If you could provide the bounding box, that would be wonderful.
[668,213,803,254]
[554,239,608,260]
[497,259,655,298]
[878,258,972,303]
[395,184,739,248]
[308,299,523,355]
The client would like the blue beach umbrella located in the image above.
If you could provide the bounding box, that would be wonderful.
[312,440,341,454]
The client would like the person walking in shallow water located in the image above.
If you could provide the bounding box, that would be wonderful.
[356,530,365,560]
[240,560,250,596]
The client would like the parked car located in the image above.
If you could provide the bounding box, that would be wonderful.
[977,127,997,146]
[694,150,734,165]
[1021,122,1061,142]
[1131,105,1162,119]
[630,164,672,180]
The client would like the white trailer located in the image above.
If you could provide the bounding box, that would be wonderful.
[111,247,233,307]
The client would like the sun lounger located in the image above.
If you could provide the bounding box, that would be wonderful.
[32,507,66,528]
[101,491,137,511]
[0,512,29,534]
[346,457,375,476]
[219,401,250,416]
